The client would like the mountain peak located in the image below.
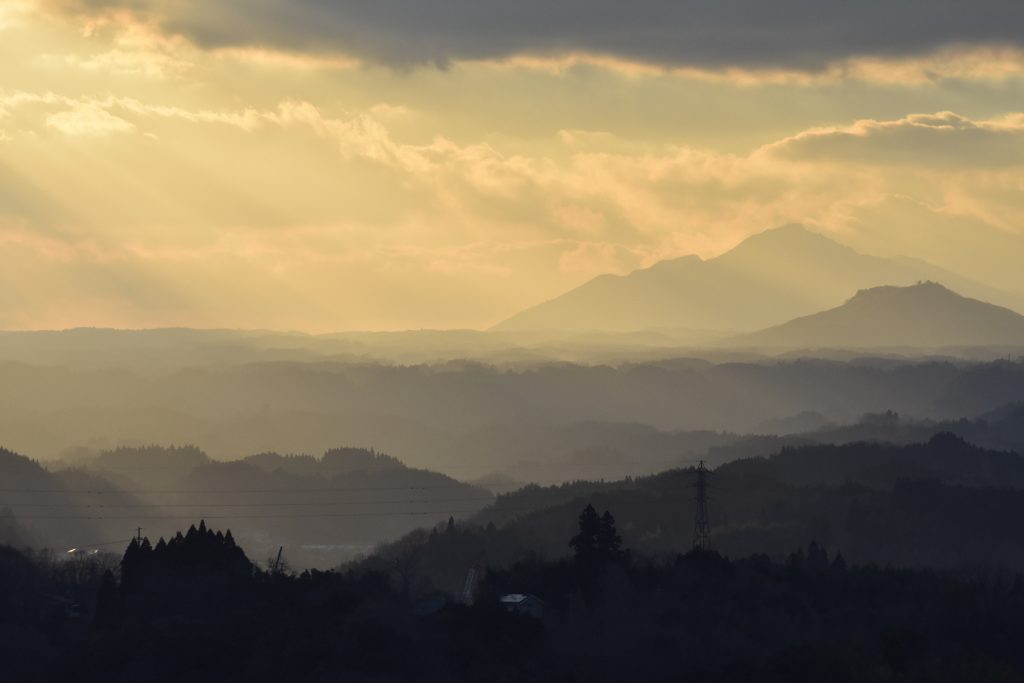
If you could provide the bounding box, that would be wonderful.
[754,223,819,240]
[717,224,854,263]
[493,225,1020,335]
[735,282,1024,349]
[853,278,943,292]
[845,281,958,306]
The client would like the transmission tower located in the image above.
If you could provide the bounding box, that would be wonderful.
[692,460,711,551]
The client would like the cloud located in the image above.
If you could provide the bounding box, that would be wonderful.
[45,0,1024,73]
[46,102,136,136]
[0,0,32,30]
[3,82,1023,327]
[764,111,1024,166]
[63,12,194,78]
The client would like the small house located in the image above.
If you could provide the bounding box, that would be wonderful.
[499,593,545,618]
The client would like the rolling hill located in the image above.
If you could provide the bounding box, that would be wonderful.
[733,281,1024,349]
[493,224,1019,334]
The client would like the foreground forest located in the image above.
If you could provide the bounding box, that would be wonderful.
[4,516,1024,682]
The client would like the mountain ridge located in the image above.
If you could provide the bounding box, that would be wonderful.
[493,225,1021,334]
[731,281,1024,349]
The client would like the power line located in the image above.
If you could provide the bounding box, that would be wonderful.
[0,470,701,495]
[0,484,505,494]
[48,459,694,473]
[0,496,499,509]
[6,508,529,521]
[4,494,615,521]
[65,537,134,550]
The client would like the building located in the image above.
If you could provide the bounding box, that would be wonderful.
[499,593,545,618]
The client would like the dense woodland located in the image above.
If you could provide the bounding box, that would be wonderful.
[4,511,1024,682]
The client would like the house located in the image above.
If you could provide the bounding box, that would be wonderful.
[499,593,545,618]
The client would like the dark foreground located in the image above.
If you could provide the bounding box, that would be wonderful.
[3,519,1024,682]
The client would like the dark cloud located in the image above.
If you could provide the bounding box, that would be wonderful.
[54,0,1024,70]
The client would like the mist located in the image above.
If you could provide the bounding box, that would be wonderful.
[5,1,1024,679]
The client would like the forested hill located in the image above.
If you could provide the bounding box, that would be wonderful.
[8,444,492,567]
[0,446,144,549]
[361,433,1024,591]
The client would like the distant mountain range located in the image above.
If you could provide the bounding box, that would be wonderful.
[494,224,1020,334]
[733,282,1024,349]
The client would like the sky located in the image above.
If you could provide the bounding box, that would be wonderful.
[1,0,1023,331]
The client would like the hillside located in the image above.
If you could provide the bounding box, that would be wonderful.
[0,446,145,549]
[362,433,1024,593]
[734,282,1024,349]
[46,445,493,567]
[494,224,1018,333]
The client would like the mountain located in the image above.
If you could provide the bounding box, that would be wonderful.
[734,282,1024,349]
[493,224,1019,333]
[0,445,146,549]
[54,444,494,568]
[363,434,1024,589]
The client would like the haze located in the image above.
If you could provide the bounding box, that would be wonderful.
[2,0,1023,331]
[5,3,1024,681]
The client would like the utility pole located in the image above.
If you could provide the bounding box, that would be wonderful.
[692,460,711,551]
[136,527,143,543]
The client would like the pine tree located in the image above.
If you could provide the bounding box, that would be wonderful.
[596,511,623,563]
[570,504,601,565]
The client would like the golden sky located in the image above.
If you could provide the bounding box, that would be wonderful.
[1,0,1023,331]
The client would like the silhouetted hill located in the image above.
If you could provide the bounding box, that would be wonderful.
[45,444,494,567]
[494,224,1018,333]
[81,445,211,490]
[0,446,144,549]
[735,282,1024,349]
[245,447,405,477]
[364,433,1024,587]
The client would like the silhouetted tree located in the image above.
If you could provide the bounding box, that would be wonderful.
[596,511,623,563]
[569,504,601,567]
[570,504,627,599]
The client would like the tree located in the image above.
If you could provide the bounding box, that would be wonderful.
[569,504,601,566]
[596,511,623,563]
[571,504,626,571]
